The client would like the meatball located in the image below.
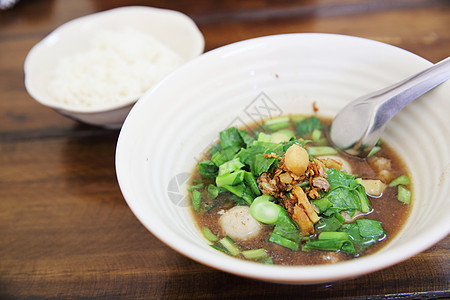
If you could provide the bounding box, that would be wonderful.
[218,206,261,241]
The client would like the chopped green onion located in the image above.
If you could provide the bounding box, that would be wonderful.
[265,116,290,130]
[389,175,410,187]
[397,186,411,204]
[367,146,381,157]
[241,248,269,261]
[250,195,281,224]
[219,236,240,256]
[201,227,219,242]
[307,146,338,156]
[192,190,202,211]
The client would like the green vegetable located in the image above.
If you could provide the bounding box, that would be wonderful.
[253,141,284,155]
[236,141,282,176]
[290,114,305,123]
[318,231,350,240]
[304,219,385,255]
[241,248,269,261]
[325,168,371,214]
[339,219,386,254]
[296,116,321,136]
[249,196,302,250]
[218,158,245,176]
[221,183,254,205]
[367,146,381,157]
[265,116,291,130]
[244,171,261,196]
[201,227,219,242]
[253,154,277,176]
[315,213,345,232]
[218,236,240,256]
[209,143,222,156]
[269,209,301,251]
[192,190,202,211]
[270,129,295,143]
[249,195,282,224]
[302,238,355,254]
[264,257,274,264]
[238,129,255,147]
[198,160,218,179]
[211,151,228,167]
[397,186,411,204]
[219,127,246,160]
[311,128,322,142]
[296,181,310,188]
[226,194,247,206]
[220,127,245,152]
[354,219,385,238]
[188,183,204,191]
[207,184,220,199]
[216,170,245,187]
[311,197,332,214]
[307,146,338,156]
[257,132,272,142]
[389,175,410,187]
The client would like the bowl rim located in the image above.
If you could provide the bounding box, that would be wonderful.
[116,32,450,284]
[24,5,205,114]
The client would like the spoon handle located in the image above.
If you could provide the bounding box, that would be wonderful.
[373,56,450,123]
[330,56,450,157]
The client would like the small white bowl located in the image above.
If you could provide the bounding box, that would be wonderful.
[116,33,450,284]
[24,6,204,129]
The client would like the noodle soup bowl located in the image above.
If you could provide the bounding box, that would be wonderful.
[116,33,450,284]
[24,6,204,129]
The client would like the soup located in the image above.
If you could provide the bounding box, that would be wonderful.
[189,115,411,265]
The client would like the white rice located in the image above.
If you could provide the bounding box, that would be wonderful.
[48,27,184,108]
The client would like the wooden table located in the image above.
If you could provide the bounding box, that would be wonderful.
[1,0,449,298]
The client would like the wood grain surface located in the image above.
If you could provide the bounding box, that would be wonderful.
[1,0,449,298]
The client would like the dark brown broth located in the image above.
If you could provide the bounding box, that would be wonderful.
[190,115,411,265]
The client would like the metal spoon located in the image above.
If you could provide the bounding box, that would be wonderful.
[330,56,450,157]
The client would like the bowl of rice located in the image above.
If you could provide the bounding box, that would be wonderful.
[24,6,204,129]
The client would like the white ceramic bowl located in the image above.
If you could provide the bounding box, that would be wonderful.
[115,33,450,284]
[24,6,204,129]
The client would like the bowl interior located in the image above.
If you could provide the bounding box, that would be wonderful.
[116,33,450,284]
[24,6,204,113]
